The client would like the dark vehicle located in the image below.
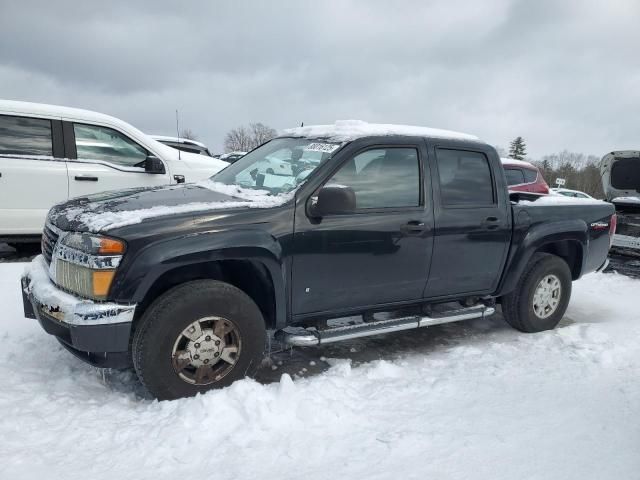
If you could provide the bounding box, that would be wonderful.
[22,122,615,400]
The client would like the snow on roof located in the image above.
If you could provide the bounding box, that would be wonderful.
[282,120,479,142]
[0,99,127,126]
[500,158,536,168]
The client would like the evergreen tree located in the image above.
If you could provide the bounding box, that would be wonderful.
[508,137,527,160]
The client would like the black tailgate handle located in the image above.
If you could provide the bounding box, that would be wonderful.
[74,175,98,182]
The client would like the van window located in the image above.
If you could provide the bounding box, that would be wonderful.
[74,124,147,166]
[0,115,53,157]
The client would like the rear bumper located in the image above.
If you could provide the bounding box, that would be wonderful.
[21,256,135,368]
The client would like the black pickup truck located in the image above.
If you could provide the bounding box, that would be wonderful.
[22,122,615,400]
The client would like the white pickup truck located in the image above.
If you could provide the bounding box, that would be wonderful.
[0,100,228,241]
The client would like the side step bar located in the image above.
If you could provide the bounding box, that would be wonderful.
[275,305,495,347]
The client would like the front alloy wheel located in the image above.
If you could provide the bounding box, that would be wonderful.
[132,280,266,400]
[171,317,241,385]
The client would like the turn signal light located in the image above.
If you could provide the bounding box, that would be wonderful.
[99,238,126,255]
[92,270,116,298]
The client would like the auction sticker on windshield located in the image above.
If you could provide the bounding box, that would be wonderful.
[304,143,340,153]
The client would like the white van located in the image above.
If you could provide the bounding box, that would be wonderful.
[0,100,228,240]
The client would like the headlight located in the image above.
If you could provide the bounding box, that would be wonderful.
[53,233,126,300]
[60,232,126,255]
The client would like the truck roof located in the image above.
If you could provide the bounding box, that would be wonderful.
[282,120,479,142]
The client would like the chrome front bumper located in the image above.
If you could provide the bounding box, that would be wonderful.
[22,255,135,326]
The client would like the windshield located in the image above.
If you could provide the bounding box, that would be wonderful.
[212,137,341,194]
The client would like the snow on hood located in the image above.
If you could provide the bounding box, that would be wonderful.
[53,182,293,232]
[282,120,479,142]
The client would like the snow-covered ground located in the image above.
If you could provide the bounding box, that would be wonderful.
[1,263,639,480]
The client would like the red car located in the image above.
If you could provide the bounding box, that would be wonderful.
[501,158,549,194]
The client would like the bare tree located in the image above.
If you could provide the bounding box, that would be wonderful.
[250,122,278,147]
[532,151,605,198]
[224,122,277,152]
[179,128,197,140]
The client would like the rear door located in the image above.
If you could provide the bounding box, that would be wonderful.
[65,122,171,199]
[0,114,68,235]
[424,146,511,298]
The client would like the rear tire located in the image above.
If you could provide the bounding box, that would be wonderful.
[502,253,572,333]
[132,280,266,400]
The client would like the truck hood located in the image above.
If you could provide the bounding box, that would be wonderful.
[600,151,640,201]
[48,181,292,233]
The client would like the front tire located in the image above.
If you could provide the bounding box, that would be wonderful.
[132,280,266,400]
[501,253,572,333]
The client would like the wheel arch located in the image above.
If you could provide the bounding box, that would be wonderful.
[111,233,288,330]
[497,219,588,296]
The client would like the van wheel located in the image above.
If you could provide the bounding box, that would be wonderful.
[132,280,266,400]
[501,253,572,333]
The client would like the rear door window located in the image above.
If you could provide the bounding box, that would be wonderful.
[436,149,495,206]
[504,167,525,186]
[0,115,53,156]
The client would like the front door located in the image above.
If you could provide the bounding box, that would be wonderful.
[424,147,511,298]
[0,114,68,234]
[66,122,170,199]
[292,143,434,316]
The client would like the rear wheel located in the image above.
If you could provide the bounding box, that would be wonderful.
[132,280,266,400]
[501,253,572,333]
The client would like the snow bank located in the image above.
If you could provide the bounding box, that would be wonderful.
[283,119,479,142]
[0,265,639,479]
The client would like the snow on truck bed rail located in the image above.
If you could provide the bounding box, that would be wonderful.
[283,120,479,142]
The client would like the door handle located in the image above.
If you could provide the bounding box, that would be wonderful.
[481,216,500,229]
[402,220,427,235]
[74,175,98,182]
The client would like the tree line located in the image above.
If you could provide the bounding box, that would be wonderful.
[500,136,605,198]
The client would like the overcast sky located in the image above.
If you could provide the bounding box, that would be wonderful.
[0,0,638,157]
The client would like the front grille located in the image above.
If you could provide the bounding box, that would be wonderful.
[42,223,60,265]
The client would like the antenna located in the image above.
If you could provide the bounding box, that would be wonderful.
[175,109,181,160]
[301,121,304,127]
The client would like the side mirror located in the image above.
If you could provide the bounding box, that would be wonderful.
[145,155,166,174]
[308,185,356,217]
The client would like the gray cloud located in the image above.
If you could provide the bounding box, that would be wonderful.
[1,0,639,157]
